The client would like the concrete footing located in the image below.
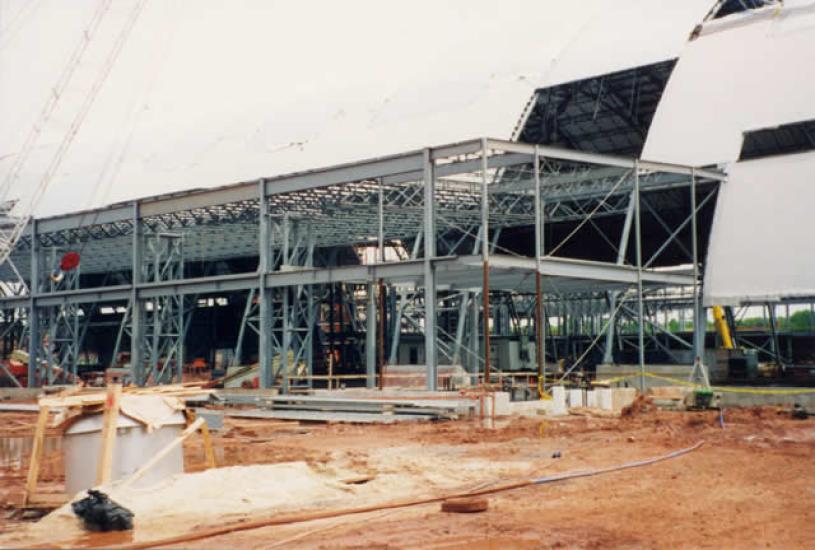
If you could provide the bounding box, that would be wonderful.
[551,386,568,416]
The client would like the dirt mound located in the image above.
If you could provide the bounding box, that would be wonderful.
[620,395,655,418]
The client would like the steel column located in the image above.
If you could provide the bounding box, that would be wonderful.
[534,146,545,392]
[481,138,491,386]
[258,180,274,389]
[634,161,646,390]
[603,187,637,364]
[366,282,376,388]
[27,220,39,387]
[691,169,705,366]
[130,204,145,385]
[423,149,437,391]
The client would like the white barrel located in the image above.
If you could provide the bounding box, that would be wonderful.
[63,411,186,496]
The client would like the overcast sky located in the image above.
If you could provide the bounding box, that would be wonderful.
[0,0,713,217]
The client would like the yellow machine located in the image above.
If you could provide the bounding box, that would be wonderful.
[712,305,734,350]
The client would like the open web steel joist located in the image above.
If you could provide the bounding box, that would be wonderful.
[0,138,724,389]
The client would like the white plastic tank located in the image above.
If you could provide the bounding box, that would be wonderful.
[63,411,186,495]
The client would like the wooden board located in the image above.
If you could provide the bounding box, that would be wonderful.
[24,492,69,510]
[23,405,50,506]
[95,384,122,485]
[199,420,216,469]
[120,417,205,489]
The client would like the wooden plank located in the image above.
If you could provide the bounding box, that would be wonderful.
[95,384,122,486]
[24,492,69,509]
[199,420,216,469]
[0,403,40,412]
[23,405,50,506]
[120,417,205,490]
[36,383,212,409]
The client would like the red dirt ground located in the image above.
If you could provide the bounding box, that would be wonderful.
[2,406,814,549]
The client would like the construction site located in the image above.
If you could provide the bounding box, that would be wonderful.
[0,0,814,548]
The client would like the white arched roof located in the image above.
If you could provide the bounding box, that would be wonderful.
[642,1,815,165]
[639,2,815,305]
[0,0,713,217]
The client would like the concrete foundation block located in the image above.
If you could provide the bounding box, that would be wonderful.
[507,399,551,416]
[612,388,637,411]
[550,386,568,416]
[485,392,511,416]
[586,390,598,409]
[598,388,613,411]
[567,389,584,408]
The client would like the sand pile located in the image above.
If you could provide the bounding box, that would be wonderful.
[0,461,353,547]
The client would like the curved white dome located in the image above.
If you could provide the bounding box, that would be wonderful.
[0,0,713,216]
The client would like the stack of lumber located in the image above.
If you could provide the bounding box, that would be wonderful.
[39,382,212,409]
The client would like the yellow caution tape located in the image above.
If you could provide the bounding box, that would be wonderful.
[594,371,815,396]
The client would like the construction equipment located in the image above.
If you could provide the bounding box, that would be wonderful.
[685,387,721,410]
[712,306,734,350]
[0,0,148,270]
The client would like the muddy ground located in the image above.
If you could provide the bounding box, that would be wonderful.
[1,404,814,549]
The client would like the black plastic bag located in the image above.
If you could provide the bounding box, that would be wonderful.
[71,489,134,531]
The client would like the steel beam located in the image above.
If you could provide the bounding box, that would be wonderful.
[258,180,273,389]
[366,282,376,388]
[423,149,437,391]
[635,161,646,390]
[27,219,39,387]
[130,204,145,385]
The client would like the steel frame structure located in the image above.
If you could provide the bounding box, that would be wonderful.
[0,137,725,390]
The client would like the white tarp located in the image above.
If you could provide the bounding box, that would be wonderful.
[703,151,815,306]
[0,0,714,217]
[642,1,815,166]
